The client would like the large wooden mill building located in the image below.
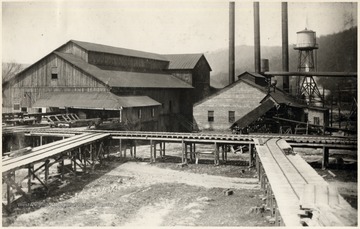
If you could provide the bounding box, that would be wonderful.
[2,40,212,132]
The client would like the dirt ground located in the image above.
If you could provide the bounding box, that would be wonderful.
[3,143,274,227]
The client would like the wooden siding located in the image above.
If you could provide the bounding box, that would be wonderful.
[88,51,168,72]
[2,54,107,113]
[171,71,193,85]
[193,56,211,102]
[306,108,329,126]
[111,88,182,116]
[193,81,266,130]
[57,42,88,62]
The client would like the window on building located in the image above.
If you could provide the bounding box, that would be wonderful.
[314,117,320,125]
[208,111,214,122]
[13,103,20,111]
[229,111,235,123]
[151,108,155,117]
[138,109,142,119]
[51,67,58,80]
[21,107,28,113]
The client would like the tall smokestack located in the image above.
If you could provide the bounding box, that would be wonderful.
[229,2,235,85]
[254,2,261,73]
[282,2,290,92]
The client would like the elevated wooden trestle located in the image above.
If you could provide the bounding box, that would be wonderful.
[254,138,357,226]
[2,127,357,226]
[2,133,109,213]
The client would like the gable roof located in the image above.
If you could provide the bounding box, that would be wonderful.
[32,91,161,110]
[71,40,167,61]
[164,54,212,71]
[55,52,193,89]
[194,73,267,106]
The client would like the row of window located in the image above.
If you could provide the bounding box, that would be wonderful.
[208,110,321,125]
[208,110,235,123]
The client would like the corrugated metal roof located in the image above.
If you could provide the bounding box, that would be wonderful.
[55,52,193,89]
[268,91,304,108]
[71,40,167,61]
[33,92,161,109]
[164,54,203,69]
[231,99,275,129]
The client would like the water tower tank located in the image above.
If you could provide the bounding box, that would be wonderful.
[294,28,318,50]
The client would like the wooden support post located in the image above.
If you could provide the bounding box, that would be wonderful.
[223,145,228,162]
[159,142,163,158]
[45,159,49,185]
[83,148,87,173]
[154,142,157,161]
[119,139,122,157]
[130,145,133,158]
[249,144,253,167]
[322,146,329,170]
[181,140,185,163]
[28,165,32,195]
[184,143,188,163]
[60,156,65,181]
[163,142,166,156]
[150,140,153,163]
[133,141,137,158]
[214,142,219,165]
[124,146,127,158]
[8,174,12,207]
[256,153,260,181]
[221,144,225,161]
[73,154,77,177]
[40,136,43,146]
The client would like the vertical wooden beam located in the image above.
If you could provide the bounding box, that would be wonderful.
[150,140,153,163]
[181,140,185,163]
[40,136,43,146]
[83,147,87,173]
[159,142,163,158]
[7,173,13,209]
[214,142,219,165]
[154,141,157,161]
[256,152,260,181]
[60,155,65,181]
[73,153,77,177]
[221,144,225,161]
[45,160,49,185]
[322,146,329,170]
[163,142,166,156]
[133,141,137,158]
[249,144,253,167]
[119,139,122,157]
[27,166,32,195]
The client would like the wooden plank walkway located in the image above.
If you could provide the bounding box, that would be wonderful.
[254,138,357,226]
[2,133,110,173]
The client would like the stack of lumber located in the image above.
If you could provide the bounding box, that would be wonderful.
[299,184,357,226]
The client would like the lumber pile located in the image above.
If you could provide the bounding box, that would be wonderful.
[299,184,357,226]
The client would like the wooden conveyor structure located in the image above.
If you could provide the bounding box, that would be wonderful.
[254,138,357,226]
[2,127,357,226]
[2,133,110,213]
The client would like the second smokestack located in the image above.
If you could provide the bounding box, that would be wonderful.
[254,2,261,73]
[229,2,235,85]
[282,2,290,92]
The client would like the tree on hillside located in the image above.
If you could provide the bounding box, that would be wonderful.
[2,62,24,84]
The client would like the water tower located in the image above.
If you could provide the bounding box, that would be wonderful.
[294,28,323,105]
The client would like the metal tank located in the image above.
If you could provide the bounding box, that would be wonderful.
[294,29,318,50]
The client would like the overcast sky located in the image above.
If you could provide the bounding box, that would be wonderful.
[2,1,358,64]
